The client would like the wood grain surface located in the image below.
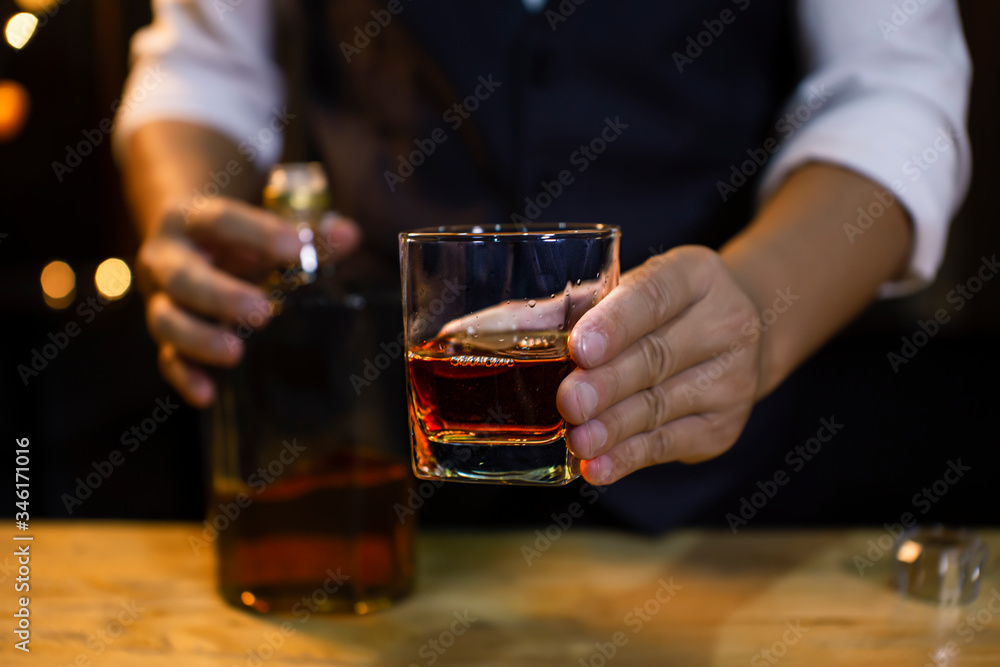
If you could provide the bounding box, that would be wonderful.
[1,522,998,666]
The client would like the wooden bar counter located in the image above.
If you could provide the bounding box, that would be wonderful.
[2,522,999,665]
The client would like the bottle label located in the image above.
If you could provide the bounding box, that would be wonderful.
[449,355,514,368]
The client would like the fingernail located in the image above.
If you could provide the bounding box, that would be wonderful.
[574,381,599,421]
[578,331,607,366]
[587,455,612,484]
[573,420,607,459]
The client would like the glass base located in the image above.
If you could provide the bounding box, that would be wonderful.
[412,435,580,486]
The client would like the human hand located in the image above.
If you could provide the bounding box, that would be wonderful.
[555,246,762,485]
[135,197,361,406]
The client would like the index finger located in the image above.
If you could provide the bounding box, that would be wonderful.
[568,247,709,368]
[171,198,302,264]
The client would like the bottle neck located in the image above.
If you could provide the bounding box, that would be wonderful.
[275,208,327,285]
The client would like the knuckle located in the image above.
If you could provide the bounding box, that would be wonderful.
[200,194,228,224]
[595,363,626,407]
[644,426,674,465]
[612,441,645,475]
[146,295,171,341]
[705,413,741,456]
[640,382,673,430]
[728,294,758,337]
[637,261,674,323]
[638,334,674,382]
[136,240,156,272]
[678,244,722,273]
[157,344,181,384]
[162,263,191,300]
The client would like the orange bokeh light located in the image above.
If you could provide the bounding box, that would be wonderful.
[0,80,29,141]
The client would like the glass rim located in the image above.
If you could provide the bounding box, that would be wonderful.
[400,222,620,240]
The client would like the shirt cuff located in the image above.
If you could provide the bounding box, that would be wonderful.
[758,91,969,298]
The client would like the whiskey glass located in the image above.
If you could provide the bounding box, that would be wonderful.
[400,223,620,485]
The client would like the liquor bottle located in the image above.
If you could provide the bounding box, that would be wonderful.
[209,163,414,614]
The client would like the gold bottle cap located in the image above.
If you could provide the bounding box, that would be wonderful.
[262,162,330,213]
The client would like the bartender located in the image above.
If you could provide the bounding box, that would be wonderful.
[114,0,971,531]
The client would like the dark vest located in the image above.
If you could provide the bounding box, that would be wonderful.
[282,0,802,531]
[288,0,797,265]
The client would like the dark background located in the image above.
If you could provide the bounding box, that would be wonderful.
[1,1,997,528]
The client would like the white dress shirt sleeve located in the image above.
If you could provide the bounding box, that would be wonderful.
[112,0,285,169]
[759,0,972,296]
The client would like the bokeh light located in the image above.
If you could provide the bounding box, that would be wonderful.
[0,80,29,141]
[14,0,61,11]
[5,13,38,50]
[41,260,75,309]
[94,258,132,300]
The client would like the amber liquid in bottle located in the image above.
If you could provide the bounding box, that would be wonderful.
[212,275,414,614]
[213,452,413,615]
[407,330,578,484]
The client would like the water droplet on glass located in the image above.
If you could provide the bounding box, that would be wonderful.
[528,300,536,307]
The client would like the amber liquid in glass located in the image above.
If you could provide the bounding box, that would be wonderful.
[407,331,578,484]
